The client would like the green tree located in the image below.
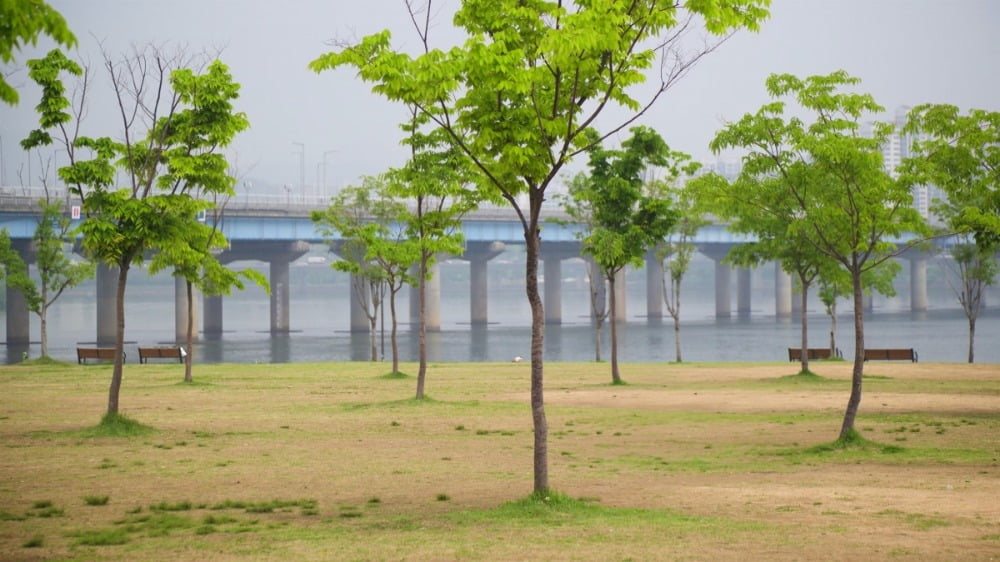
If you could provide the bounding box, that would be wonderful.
[555,172,608,363]
[313,177,421,371]
[0,201,94,358]
[391,103,475,398]
[902,105,1000,363]
[1,0,75,105]
[654,176,707,363]
[312,0,769,494]
[709,71,929,440]
[22,47,250,416]
[575,126,679,383]
[903,105,1000,246]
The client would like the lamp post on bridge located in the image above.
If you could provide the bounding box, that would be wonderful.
[292,141,305,200]
[321,149,338,197]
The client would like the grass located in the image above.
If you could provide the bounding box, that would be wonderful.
[0,360,996,560]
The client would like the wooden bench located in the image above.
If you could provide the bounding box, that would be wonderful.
[77,347,120,364]
[138,346,184,364]
[863,348,918,362]
[788,348,841,361]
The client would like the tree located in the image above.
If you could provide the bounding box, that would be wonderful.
[22,47,250,416]
[709,71,929,440]
[903,105,1000,246]
[692,169,840,373]
[0,201,94,358]
[574,126,679,383]
[902,105,1000,363]
[313,177,421,371]
[654,176,706,363]
[1,0,75,105]
[555,172,608,362]
[391,102,476,398]
[312,0,769,494]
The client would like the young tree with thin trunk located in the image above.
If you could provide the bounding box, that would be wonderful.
[709,71,930,440]
[391,105,476,398]
[902,105,1000,363]
[573,126,680,383]
[312,0,769,494]
[652,176,705,363]
[23,47,250,417]
[0,201,94,358]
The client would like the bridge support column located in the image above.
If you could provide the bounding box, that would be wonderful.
[350,274,370,333]
[775,264,792,318]
[175,276,200,342]
[701,246,734,318]
[737,267,752,318]
[4,240,33,346]
[646,248,663,321]
[269,259,291,333]
[909,255,929,312]
[466,241,505,325]
[96,263,118,346]
[203,295,223,335]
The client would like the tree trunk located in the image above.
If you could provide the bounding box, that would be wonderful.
[416,254,428,399]
[525,219,548,494]
[390,287,399,374]
[838,267,866,440]
[609,272,621,384]
[672,277,682,363]
[799,282,809,374]
[184,279,194,383]
[593,320,603,362]
[968,316,976,364]
[107,263,130,416]
[39,304,49,358]
[829,299,837,356]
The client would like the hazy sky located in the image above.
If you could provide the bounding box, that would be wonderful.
[2,0,998,196]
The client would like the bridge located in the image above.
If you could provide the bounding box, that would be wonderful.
[1,188,933,345]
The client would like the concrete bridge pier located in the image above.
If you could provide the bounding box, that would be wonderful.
[350,274,371,333]
[464,241,505,325]
[203,295,223,335]
[907,253,929,312]
[775,265,792,318]
[408,261,441,332]
[541,243,580,325]
[701,245,735,318]
[737,267,752,318]
[4,240,35,346]
[214,240,310,335]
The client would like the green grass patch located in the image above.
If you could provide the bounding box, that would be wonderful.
[22,534,44,548]
[81,413,156,438]
[73,527,131,546]
[377,371,409,379]
[84,495,110,506]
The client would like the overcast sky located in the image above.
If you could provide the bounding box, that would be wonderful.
[2,0,998,197]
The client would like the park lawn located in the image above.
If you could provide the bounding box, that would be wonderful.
[0,359,997,560]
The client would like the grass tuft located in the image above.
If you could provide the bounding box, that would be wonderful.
[85,413,155,437]
[22,534,44,548]
[806,428,905,455]
[610,379,628,386]
[84,495,110,506]
[377,371,409,379]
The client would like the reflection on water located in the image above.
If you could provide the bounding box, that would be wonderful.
[2,271,999,364]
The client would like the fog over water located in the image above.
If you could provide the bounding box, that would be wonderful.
[3,251,998,365]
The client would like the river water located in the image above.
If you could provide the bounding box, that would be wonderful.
[2,256,999,364]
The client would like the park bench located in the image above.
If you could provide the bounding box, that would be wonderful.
[76,347,120,364]
[863,348,918,362]
[138,346,184,364]
[788,347,841,361]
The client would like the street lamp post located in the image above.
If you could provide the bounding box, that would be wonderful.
[322,149,338,196]
[292,142,305,199]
